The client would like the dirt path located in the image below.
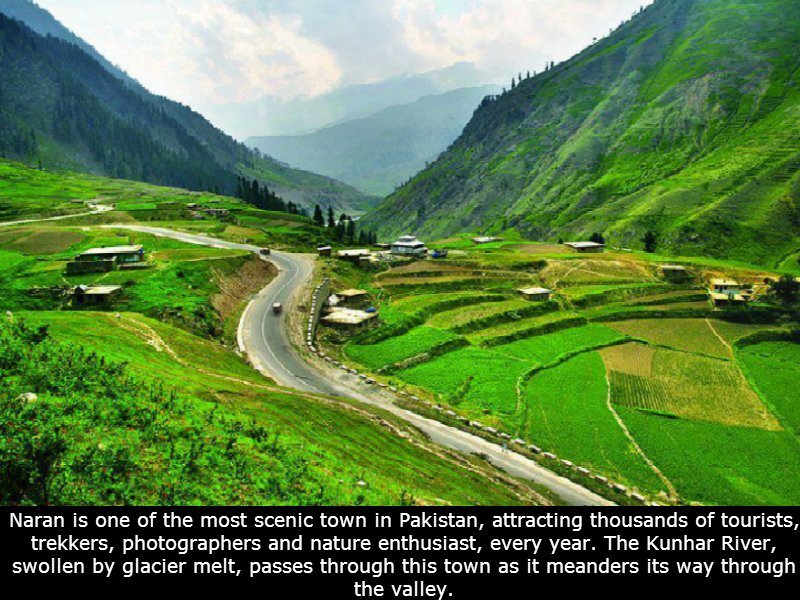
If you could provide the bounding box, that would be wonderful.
[705,318,734,357]
[603,371,679,501]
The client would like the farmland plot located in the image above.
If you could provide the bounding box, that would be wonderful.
[602,344,779,430]
[522,352,668,494]
[619,408,800,505]
[738,341,800,434]
[607,319,732,358]
[345,327,460,370]
[492,325,626,365]
[427,299,533,329]
[397,348,531,417]
[466,311,582,344]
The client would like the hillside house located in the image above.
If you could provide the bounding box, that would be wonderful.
[391,235,428,256]
[710,292,748,308]
[336,289,369,306]
[203,208,230,219]
[69,285,123,306]
[472,236,502,245]
[518,287,552,301]
[317,246,332,257]
[68,245,145,274]
[321,308,378,332]
[710,278,741,293]
[565,241,605,254]
[661,265,688,281]
[337,249,372,263]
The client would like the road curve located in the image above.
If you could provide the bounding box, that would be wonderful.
[105,224,613,506]
[1,203,113,227]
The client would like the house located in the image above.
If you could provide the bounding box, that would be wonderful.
[518,287,552,301]
[69,285,123,306]
[321,308,379,332]
[203,208,230,219]
[472,236,502,245]
[336,289,369,306]
[75,245,145,264]
[336,249,372,263]
[565,241,605,253]
[710,292,748,308]
[391,235,428,256]
[431,249,449,259]
[710,278,741,294]
[661,265,688,281]
[317,246,332,257]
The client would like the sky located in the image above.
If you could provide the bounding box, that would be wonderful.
[37,0,653,107]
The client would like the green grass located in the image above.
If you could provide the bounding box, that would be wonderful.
[738,341,800,435]
[492,324,626,364]
[522,352,668,494]
[619,407,800,506]
[346,326,461,369]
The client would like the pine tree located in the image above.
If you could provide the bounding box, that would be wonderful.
[313,204,325,227]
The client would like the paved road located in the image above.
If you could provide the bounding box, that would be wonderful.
[1,203,113,227]
[105,224,613,506]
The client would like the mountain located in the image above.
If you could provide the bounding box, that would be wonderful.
[248,86,500,196]
[0,2,377,213]
[365,0,800,268]
[204,62,493,139]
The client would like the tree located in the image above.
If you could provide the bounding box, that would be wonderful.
[327,206,336,229]
[642,230,657,253]
[313,204,325,227]
[590,232,606,245]
[770,274,800,306]
[346,220,356,244]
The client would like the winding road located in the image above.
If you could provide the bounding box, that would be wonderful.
[105,225,613,506]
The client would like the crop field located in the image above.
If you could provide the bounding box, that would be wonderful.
[541,258,657,287]
[522,352,668,493]
[397,347,532,417]
[738,341,800,433]
[603,345,779,430]
[492,324,626,365]
[466,310,583,344]
[427,298,533,329]
[606,318,733,358]
[0,228,86,255]
[618,408,800,505]
[345,326,460,369]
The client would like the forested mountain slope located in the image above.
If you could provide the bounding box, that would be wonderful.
[365,0,800,268]
[0,8,376,212]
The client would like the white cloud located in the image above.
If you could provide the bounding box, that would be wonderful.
[36,0,652,105]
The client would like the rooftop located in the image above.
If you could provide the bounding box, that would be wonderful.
[518,287,552,295]
[337,249,372,257]
[322,308,378,326]
[565,241,605,249]
[710,278,740,286]
[661,265,687,271]
[80,245,143,256]
[336,289,368,298]
[72,285,123,295]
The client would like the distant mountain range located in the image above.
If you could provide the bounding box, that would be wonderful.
[366,0,800,268]
[0,0,377,213]
[204,62,493,139]
[248,85,500,196]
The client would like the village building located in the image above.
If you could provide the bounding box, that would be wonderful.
[472,236,502,245]
[518,287,552,301]
[431,249,449,259]
[710,278,741,293]
[565,241,605,254]
[336,249,372,263]
[335,289,369,306]
[317,246,332,257]
[391,235,428,256]
[709,292,748,308]
[321,308,378,332]
[203,208,230,219]
[661,265,688,281]
[67,245,145,274]
[69,285,123,306]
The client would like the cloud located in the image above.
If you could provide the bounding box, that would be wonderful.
[36,0,652,105]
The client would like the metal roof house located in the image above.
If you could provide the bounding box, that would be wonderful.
[391,235,428,256]
[76,245,145,264]
[518,287,552,301]
[710,278,741,293]
[321,308,379,332]
[565,241,605,253]
[69,285,123,306]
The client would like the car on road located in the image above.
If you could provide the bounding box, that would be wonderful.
[260,248,271,256]
[272,302,283,315]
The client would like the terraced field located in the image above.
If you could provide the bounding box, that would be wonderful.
[337,246,799,505]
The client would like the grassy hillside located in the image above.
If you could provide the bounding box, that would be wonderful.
[0,164,547,506]
[365,0,800,268]
[0,7,377,213]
